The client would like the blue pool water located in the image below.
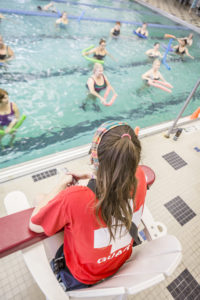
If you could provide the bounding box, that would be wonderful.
[0,0,200,169]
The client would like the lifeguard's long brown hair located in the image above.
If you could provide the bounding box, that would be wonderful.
[95,125,141,240]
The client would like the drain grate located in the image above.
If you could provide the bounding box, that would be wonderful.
[164,196,196,226]
[167,269,200,300]
[162,151,187,170]
[32,169,57,182]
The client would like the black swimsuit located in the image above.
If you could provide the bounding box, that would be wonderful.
[0,46,8,60]
[175,47,185,55]
[0,54,6,60]
[93,53,106,60]
[112,29,120,36]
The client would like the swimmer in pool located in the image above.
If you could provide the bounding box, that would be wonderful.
[146,42,162,59]
[0,35,14,63]
[135,23,149,37]
[0,89,20,147]
[83,38,115,61]
[37,2,57,13]
[81,63,117,111]
[110,22,121,37]
[142,59,171,86]
[173,39,194,59]
[87,63,117,102]
[55,11,68,26]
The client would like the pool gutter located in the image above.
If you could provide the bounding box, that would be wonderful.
[0,116,198,184]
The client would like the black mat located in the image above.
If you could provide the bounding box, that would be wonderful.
[162,151,187,170]
[167,269,200,300]
[164,196,196,226]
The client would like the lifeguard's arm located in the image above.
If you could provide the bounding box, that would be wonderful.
[104,75,117,95]
[82,47,96,56]
[145,30,149,37]
[29,175,73,233]
[67,172,92,181]
[185,48,194,59]
[5,103,19,133]
[87,78,105,102]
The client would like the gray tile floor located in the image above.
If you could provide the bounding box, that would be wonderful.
[0,119,200,300]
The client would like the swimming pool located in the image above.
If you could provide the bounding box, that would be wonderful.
[0,0,200,169]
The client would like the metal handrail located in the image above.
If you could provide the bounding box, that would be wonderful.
[164,78,200,138]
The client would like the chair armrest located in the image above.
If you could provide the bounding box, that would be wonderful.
[141,205,167,241]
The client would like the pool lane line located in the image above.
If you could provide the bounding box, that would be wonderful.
[1,88,200,158]
[5,33,170,45]
[39,0,158,15]
[0,8,189,30]
[1,55,196,84]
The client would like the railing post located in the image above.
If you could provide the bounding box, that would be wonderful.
[164,78,200,138]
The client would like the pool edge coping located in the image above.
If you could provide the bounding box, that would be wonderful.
[0,116,199,184]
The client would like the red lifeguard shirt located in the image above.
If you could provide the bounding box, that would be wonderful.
[31,166,146,284]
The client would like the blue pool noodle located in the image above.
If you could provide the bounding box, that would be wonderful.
[162,38,173,70]
[78,11,85,23]
[0,8,189,30]
[133,30,147,39]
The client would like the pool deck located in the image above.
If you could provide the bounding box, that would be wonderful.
[140,0,200,29]
[1,117,200,300]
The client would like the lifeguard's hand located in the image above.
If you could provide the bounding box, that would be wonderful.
[59,174,74,189]
[67,172,91,181]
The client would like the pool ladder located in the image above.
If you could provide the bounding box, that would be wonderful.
[164,78,200,138]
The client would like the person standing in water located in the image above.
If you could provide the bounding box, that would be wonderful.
[145,43,162,58]
[83,39,115,61]
[135,23,149,37]
[142,59,170,85]
[0,89,20,147]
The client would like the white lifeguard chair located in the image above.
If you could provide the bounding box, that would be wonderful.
[2,190,182,300]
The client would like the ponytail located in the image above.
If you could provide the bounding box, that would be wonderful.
[95,125,141,240]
